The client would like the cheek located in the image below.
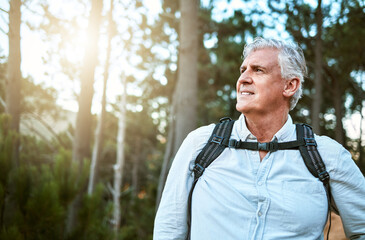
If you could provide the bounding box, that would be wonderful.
[236,80,240,91]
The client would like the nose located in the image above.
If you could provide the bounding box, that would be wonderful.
[237,70,253,84]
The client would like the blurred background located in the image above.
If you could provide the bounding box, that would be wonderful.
[0,0,364,239]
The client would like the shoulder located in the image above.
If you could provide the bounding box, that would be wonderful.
[314,134,350,172]
[169,123,216,174]
[315,134,344,151]
[184,123,216,150]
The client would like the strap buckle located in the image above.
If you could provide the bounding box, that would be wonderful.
[193,163,205,178]
[302,123,313,129]
[258,141,278,152]
[258,142,269,151]
[228,139,239,148]
[304,137,317,147]
[211,134,224,144]
[219,117,232,123]
[318,170,330,183]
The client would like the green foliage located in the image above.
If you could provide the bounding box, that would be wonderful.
[0,115,15,186]
[0,226,24,240]
[10,165,65,240]
[119,186,156,240]
[53,149,87,207]
[0,120,112,239]
[268,0,364,137]
[68,185,113,240]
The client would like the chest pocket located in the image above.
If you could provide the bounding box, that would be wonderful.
[280,181,328,233]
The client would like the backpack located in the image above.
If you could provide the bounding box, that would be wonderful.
[186,117,332,240]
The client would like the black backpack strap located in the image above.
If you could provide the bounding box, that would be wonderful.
[193,117,235,179]
[186,117,235,240]
[296,123,332,240]
[228,138,305,152]
[296,124,330,183]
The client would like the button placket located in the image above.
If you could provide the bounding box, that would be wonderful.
[254,153,273,236]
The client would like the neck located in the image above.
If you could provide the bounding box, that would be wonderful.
[244,110,289,142]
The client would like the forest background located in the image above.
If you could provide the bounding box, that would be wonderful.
[0,0,364,239]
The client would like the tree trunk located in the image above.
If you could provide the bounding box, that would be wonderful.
[112,75,127,239]
[324,66,345,145]
[88,0,114,196]
[132,137,141,197]
[173,0,199,153]
[156,105,175,211]
[67,0,103,234]
[6,0,21,167]
[359,101,364,172]
[332,74,345,145]
[312,0,323,134]
[156,0,199,209]
[2,0,21,230]
[72,0,103,164]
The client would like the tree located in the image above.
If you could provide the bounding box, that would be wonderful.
[311,0,323,134]
[88,0,115,196]
[172,0,199,155]
[112,75,127,239]
[68,0,103,234]
[322,0,365,145]
[267,0,363,142]
[156,0,199,208]
[6,0,21,166]
[72,0,103,166]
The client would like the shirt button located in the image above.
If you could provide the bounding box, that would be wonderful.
[258,211,262,217]
[258,181,263,186]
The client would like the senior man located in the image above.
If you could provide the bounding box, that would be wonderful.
[154,37,365,240]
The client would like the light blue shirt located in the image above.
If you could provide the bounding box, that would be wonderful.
[154,115,365,240]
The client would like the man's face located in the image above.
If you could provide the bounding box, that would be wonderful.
[236,48,287,116]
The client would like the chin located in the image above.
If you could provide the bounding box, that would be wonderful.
[236,103,249,114]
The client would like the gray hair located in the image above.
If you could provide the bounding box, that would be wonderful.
[243,37,307,110]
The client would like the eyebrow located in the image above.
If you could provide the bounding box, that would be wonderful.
[251,64,267,70]
[240,64,267,71]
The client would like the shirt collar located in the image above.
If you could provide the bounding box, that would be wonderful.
[236,114,295,142]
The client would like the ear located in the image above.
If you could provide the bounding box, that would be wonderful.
[283,77,300,98]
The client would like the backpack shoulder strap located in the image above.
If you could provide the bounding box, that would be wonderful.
[193,117,235,179]
[295,123,333,240]
[186,117,234,240]
[295,123,330,183]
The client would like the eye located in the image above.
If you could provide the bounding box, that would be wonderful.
[240,67,246,74]
[255,68,263,72]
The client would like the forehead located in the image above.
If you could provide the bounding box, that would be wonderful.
[241,48,280,67]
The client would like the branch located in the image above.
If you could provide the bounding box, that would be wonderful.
[0,26,7,35]
[0,8,8,14]
[22,2,43,16]
[107,182,115,195]
[0,96,6,108]
[324,64,365,100]
[323,64,338,96]
[0,13,8,28]
[23,111,69,148]
[160,12,176,20]
[21,121,57,152]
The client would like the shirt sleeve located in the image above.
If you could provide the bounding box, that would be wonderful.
[153,125,214,240]
[330,146,365,239]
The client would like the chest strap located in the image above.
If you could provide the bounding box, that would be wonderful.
[228,138,306,151]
